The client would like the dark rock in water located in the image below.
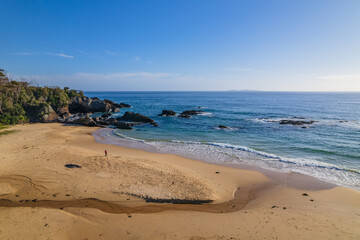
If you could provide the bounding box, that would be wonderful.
[158,110,176,117]
[218,125,228,129]
[105,117,117,125]
[101,113,112,118]
[279,120,317,126]
[339,120,348,123]
[150,122,159,127]
[181,110,204,115]
[65,164,81,168]
[112,107,121,113]
[114,122,133,130]
[119,102,131,108]
[292,116,307,119]
[117,111,155,123]
[103,99,131,109]
[178,114,191,118]
[178,110,204,118]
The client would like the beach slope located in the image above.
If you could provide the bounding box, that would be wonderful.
[0,124,359,239]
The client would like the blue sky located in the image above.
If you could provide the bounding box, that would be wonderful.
[1,0,360,91]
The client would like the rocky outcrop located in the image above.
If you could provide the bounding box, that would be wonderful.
[218,125,228,129]
[158,110,176,117]
[68,97,131,115]
[57,106,71,118]
[178,110,204,118]
[114,121,133,130]
[103,99,131,111]
[69,96,112,113]
[279,120,317,126]
[105,117,117,125]
[101,113,112,118]
[24,103,59,123]
[78,116,97,127]
[117,112,155,123]
[65,116,97,127]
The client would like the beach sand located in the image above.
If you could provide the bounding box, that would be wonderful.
[0,123,359,239]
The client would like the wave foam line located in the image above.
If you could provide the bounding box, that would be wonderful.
[111,131,360,176]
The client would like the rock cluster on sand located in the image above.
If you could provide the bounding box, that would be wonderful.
[65,111,157,130]
[68,97,129,114]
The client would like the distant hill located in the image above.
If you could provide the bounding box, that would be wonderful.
[226,90,262,92]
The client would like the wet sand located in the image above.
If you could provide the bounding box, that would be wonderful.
[0,123,359,239]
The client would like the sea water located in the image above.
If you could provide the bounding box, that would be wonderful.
[86,91,360,189]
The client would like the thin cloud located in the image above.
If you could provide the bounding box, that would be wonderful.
[46,52,74,59]
[12,51,74,58]
[316,74,360,81]
[105,50,118,56]
[77,72,174,79]
[224,67,254,71]
[133,56,141,61]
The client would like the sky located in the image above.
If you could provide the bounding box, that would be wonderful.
[1,0,360,91]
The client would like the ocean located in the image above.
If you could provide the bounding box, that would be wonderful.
[86,91,360,189]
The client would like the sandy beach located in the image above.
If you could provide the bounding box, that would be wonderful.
[0,123,359,239]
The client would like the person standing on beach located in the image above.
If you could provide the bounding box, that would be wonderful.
[105,150,107,157]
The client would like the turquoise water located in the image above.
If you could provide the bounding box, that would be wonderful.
[86,91,360,189]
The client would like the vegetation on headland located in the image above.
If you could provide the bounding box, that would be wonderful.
[0,69,84,125]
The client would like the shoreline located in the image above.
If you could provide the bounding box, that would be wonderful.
[0,123,359,239]
[93,127,338,191]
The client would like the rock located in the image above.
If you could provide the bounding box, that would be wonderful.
[178,114,191,118]
[92,117,108,126]
[114,122,133,130]
[78,116,97,127]
[218,125,228,129]
[117,112,155,123]
[101,113,112,118]
[65,164,81,168]
[65,115,98,127]
[119,103,131,108]
[69,96,112,113]
[105,117,118,125]
[103,99,131,108]
[112,107,121,113]
[24,103,59,123]
[150,122,158,127]
[158,110,176,117]
[279,120,317,126]
[181,110,204,115]
[178,110,204,118]
[57,106,71,118]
